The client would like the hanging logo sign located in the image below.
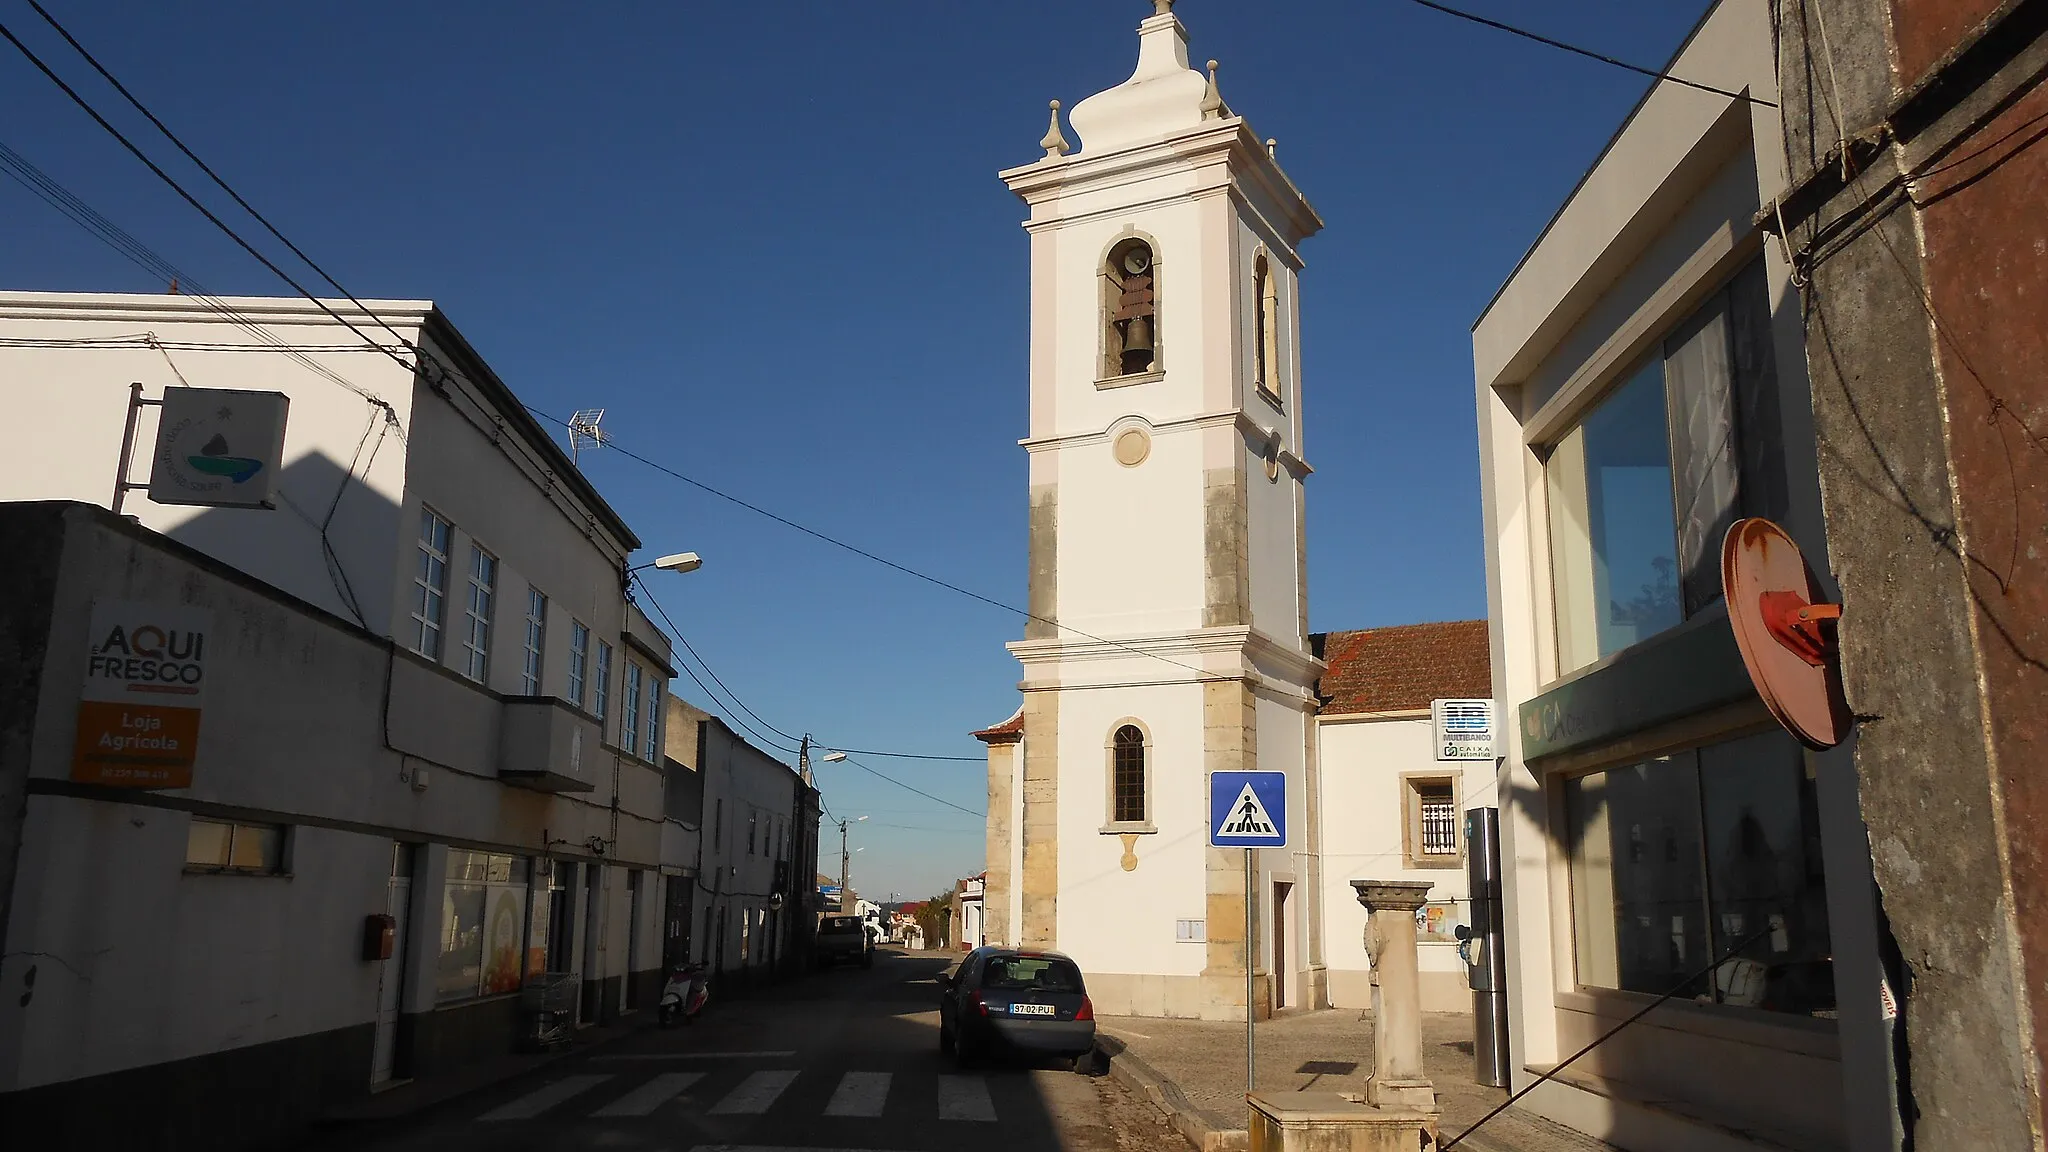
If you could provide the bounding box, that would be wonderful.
[1432,699,1496,761]
[1209,770,1287,848]
[147,386,290,509]
[73,600,211,788]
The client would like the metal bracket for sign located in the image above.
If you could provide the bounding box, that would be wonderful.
[111,382,161,517]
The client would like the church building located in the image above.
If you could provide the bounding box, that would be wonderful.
[975,1,1493,1022]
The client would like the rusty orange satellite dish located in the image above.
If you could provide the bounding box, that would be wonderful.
[1723,518,1850,749]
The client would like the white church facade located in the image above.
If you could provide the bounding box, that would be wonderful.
[974,1,1494,1022]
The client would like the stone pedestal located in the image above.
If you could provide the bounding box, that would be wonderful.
[1248,1091,1436,1152]
[1350,880,1437,1113]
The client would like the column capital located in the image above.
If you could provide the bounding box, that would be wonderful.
[1350,879,1434,914]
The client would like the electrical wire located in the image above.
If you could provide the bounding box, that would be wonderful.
[629,572,804,756]
[22,0,416,353]
[0,17,418,389]
[1392,0,1778,107]
[837,754,985,819]
[527,406,1220,685]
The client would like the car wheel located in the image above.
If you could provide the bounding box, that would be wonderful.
[1069,1051,1095,1075]
[939,1023,955,1056]
[953,1030,978,1069]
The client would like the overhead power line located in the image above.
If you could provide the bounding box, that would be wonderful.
[0,17,418,387]
[22,0,415,352]
[1393,0,1779,107]
[525,406,1219,684]
[839,754,985,819]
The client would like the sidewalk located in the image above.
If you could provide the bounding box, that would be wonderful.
[1098,1008,1620,1152]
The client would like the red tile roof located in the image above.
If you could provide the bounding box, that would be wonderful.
[971,709,1024,744]
[1313,620,1492,716]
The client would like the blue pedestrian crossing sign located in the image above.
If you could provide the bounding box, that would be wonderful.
[1210,771,1287,848]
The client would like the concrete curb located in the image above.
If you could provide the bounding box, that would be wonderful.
[1097,1032,1249,1152]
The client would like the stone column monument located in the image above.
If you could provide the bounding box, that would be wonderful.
[1351,880,1438,1112]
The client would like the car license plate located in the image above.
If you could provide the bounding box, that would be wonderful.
[1009,1003,1056,1016]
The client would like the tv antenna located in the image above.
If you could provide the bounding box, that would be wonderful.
[567,409,606,464]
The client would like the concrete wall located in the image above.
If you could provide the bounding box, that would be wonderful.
[0,504,663,1147]
[1771,0,2048,1146]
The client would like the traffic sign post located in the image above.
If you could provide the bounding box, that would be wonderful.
[1211,771,1287,1095]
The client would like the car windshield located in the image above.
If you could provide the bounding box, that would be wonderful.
[980,955,1083,993]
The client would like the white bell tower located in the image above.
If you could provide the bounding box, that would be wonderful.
[994,0,1326,1020]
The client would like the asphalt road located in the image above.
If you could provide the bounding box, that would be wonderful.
[306,949,1178,1152]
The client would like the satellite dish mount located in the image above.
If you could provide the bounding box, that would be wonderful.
[1722,518,1851,749]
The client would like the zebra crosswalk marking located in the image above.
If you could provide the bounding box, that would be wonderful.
[591,1071,703,1117]
[823,1071,891,1117]
[934,1073,996,1122]
[477,1073,612,1121]
[709,1069,801,1115]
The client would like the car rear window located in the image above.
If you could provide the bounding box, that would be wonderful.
[981,955,1083,993]
[823,917,858,931]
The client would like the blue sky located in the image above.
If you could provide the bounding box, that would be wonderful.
[3,0,1715,899]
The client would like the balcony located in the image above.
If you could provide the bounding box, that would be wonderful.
[499,697,601,793]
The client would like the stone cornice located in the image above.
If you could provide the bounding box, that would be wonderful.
[1001,120,1320,255]
[1006,624,1323,690]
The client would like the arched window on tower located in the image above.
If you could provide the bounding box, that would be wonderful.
[1253,251,1281,402]
[1105,238,1158,378]
[1111,724,1147,824]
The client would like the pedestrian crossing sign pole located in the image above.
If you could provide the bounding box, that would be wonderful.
[1210,770,1287,1095]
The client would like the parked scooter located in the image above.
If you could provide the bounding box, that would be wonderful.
[659,962,710,1027]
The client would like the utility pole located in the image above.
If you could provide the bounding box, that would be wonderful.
[838,818,850,912]
[797,734,812,787]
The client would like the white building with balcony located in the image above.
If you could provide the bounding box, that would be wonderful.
[0,292,683,1149]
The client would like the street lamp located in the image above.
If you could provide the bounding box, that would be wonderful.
[622,550,703,593]
[823,751,847,763]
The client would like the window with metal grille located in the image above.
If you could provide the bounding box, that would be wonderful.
[1112,725,1146,824]
[1416,782,1457,858]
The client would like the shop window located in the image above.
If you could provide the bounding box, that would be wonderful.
[185,817,286,875]
[1564,729,1832,1016]
[1546,259,1782,673]
[436,850,531,1003]
[1402,776,1460,868]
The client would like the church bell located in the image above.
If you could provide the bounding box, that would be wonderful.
[1120,316,1155,375]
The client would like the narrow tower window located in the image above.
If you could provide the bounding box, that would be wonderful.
[1105,239,1158,377]
[1112,724,1147,824]
[1253,252,1280,400]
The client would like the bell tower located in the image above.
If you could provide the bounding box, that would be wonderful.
[994,0,1326,1020]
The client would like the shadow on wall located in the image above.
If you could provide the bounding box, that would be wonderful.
[160,448,402,633]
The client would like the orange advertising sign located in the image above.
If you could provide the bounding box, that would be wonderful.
[73,600,210,788]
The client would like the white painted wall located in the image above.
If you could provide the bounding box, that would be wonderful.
[1315,714,1494,1013]
[0,294,422,627]
[0,508,663,1092]
[1054,676,1208,978]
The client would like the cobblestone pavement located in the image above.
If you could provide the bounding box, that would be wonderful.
[1099,1009,1621,1152]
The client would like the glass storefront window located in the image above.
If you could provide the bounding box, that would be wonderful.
[436,850,531,1003]
[1547,359,1680,672]
[1546,259,1781,675]
[1565,729,1833,1017]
